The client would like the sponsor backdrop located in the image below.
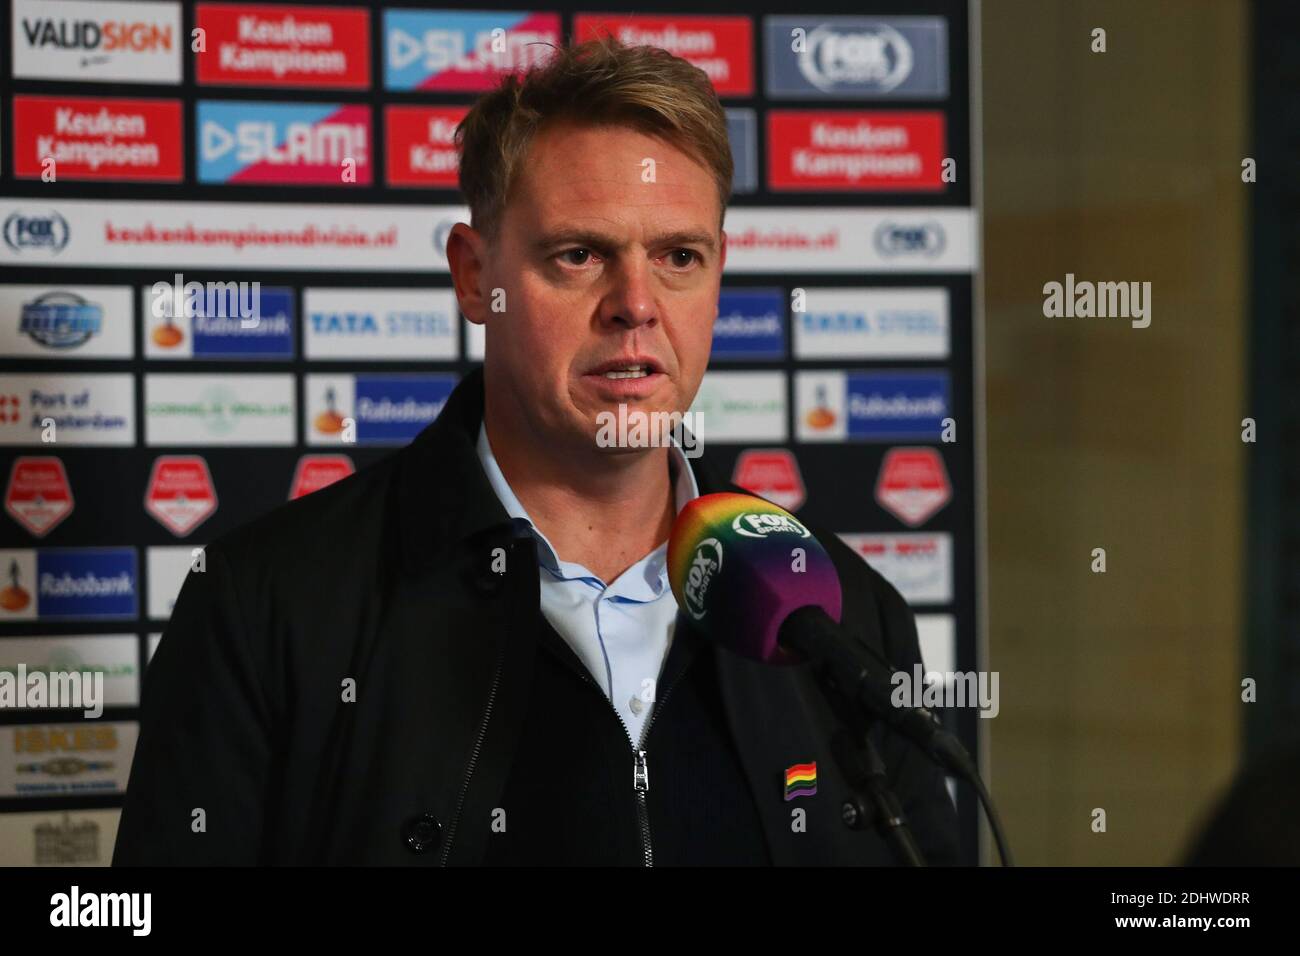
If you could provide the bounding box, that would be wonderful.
[0,0,981,864]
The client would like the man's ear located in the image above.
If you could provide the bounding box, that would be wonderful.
[719,228,727,273]
[447,222,489,325]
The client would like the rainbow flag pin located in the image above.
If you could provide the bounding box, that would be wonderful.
[784,762,817,801]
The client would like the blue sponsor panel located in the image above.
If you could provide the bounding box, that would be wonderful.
[846,371,950,440]
[725,109,758,194]
[37,548,138,620]
[711,288,786,360]
[764,16,949,99]
[354,375,457,444]
[191,286,294,358]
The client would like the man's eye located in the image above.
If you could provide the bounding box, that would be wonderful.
[669,249,700,268]
[560,248,592,266]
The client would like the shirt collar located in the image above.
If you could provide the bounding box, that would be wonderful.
[475,422,700,592]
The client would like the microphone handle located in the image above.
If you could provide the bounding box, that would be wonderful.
[778,604,1015,865]
[778,606,981,780]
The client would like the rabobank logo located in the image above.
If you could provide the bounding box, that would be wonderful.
[765,17,948,99]
[306,374,456,445]
[711,288,785,361]
[3,212,69,255]
[0,548,138,621]
[874,221,945,258]
[142,284,293,359]
[197,101,372,185]
[848,371,950,439]
[383,10,560,91]
[797,369,950,441]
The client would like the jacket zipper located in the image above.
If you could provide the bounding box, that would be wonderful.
[439,642,505,866]
[573,664,687,867]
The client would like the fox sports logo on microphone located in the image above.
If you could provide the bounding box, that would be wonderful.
[682,537,724,621]
[731,511,812,539]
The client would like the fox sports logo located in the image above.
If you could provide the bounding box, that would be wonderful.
[797,23,913,93]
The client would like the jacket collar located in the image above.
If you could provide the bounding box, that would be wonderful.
[395,367,729,577]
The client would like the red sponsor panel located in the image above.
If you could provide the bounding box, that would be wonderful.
[289,454,354,499]
[144,456,218,537]
[875,447,951,527]
[574,14,753,96]
[13,96,183,183]
[196,3,371,89]
[5,457,74,538]
[767,111,946,191]
[732,449,806,511]
[385,105,467,188]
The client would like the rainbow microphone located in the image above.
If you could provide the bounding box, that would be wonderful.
[669,492,1013,866]
[667,491,843,666]
[668,491,978,781]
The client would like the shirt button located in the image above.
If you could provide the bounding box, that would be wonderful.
[629,696,644,715]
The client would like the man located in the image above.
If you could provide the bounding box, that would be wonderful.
[114,38,960,866]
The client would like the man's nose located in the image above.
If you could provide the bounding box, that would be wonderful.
[600,257,657,330]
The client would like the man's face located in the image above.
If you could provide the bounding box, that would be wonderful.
[461,120,725,456]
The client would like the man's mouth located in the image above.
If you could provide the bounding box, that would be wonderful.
[602,365,650,380]
[585,357,663,381]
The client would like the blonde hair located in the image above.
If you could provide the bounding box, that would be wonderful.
[455,36,733,240]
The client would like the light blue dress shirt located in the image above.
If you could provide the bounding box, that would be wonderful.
[476,423,700,747]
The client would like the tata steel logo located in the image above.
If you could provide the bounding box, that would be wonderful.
[874,221,945,258]
[731,512,811,539]
[683,537,723,621]
[799,23,912,93]
[4,212,70,254]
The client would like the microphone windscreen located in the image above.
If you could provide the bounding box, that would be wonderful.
[668,492,842,664]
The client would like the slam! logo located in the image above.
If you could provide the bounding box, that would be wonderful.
[383,10,560,91]
[198,101,372,185]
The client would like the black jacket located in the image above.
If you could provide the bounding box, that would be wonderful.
[113,368,960,866]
